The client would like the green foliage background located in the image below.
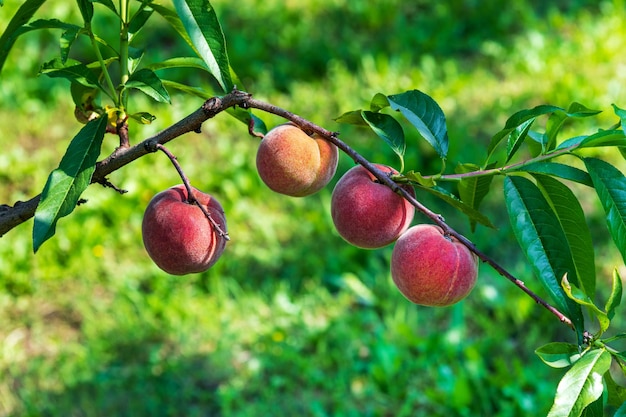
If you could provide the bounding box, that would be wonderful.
[0,0,625,415]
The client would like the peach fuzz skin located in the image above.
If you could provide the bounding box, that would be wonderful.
[256,124,338,197]
[330,164,415,249]
[391,224,478,306]
[142,185,227,275]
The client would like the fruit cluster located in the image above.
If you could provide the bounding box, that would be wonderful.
[141,124,478,306]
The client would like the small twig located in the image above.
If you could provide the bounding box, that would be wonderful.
[154,144,229,240]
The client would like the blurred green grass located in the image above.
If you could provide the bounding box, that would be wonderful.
[1,0,625,416]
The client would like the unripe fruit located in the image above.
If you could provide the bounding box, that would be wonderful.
[256,124,339,197]
[391,224,478,306]
[331,164,415,249]
[142,185,227,275]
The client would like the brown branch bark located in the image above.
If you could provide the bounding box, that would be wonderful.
[0,88,574,330]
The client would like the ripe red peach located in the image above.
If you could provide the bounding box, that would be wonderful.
[142,184,227,275]
[330,164,415,249]
[256,124,338,197]
[391,224,478,306]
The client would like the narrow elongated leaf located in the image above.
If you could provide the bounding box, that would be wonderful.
[361,110,405,170]
[535,342,582,368]
[0,0,47,74]
[128,6,153,41]
[578,129,626,149]
[504,176,584,340]
[33,117,108,252]
[534,175,596,297]
[147,56,209,72]
[506,118,534,162]
[125,68,170,103]
[90,0,117,15]
[387,90,448,159]
[561,275,609,335]
[606,269,623,320]
[584,158,626,263]
[456,163,495,231]
[419,185,495,229]
[151,3,197,54]
[547,348,611,417]
[76,0,94,23]
[605,369,626,408]
[334,110,368,126]
[173,0,233,92]
[40,58,101,88]
[489,105,563,155]
[515,162,593,187]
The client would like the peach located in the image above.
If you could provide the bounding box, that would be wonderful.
[142,184,227,275]
[331,164,415,249]
[391,224,478,306]
[256,124,339,197]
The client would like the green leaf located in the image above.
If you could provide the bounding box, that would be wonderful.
[419,185,495,229]
[147,56,210,72]
[40,58,101,88]
[334,110,368,126]
[561,275,609,335]
[370,93,390,112]
[514,162,593,187]
[489,105,563,155]
[387,90,448,159]
[547,348,611,417]
[128,5,153,41]
[60,26,81,64]
[578,129,626,149]
[403,171,436,188]
[361,110,405,171]
[617,402,626,417]
[172,0,233,92]
[129,111,156,124]
[606,269,623,320]
[605,368,626,408]
[584,158,626,264]
[125,68,170,103]
[535,342,582,369]
[503,175,585,341]
[76,0,94,23]
[506,118,534,162]
[90,0,117,15]
[33,117,108,252]
[534,175,596,297]
[0,0,47,74]
[456,163,495,231]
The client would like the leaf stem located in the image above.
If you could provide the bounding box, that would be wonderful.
[87,24,117,104]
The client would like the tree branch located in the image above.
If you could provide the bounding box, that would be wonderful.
[0,88,574,329]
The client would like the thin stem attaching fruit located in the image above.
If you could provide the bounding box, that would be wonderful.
[155,143,230,240]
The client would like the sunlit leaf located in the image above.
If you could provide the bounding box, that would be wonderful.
[387,90,448,159]
[370,93,390,112]
[547,348,611,417]
[578,129,626,149]
[125,68,170,103]
[403,171,436,188]
[534,174,596,297]
[147,57,210,72]
[504,175,585,341]
[173,0,233,92]
[535,342,582,369]
[334,110,368,126]
[129,111,156,124]
[561,275,609,335]
[0,0,47,74]
[33,117,108,252]
[514,162,593,187]
[584,158,626,264]
[606,269,623,321]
